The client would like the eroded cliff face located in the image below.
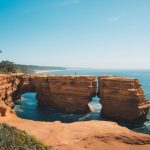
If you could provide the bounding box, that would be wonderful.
[0,74,149,122]
[98,75,150,123]
[0,74,24,116]
[0,74,97,115]
[47,75,96,113]
[25,75,96,114]
[0,74,25,106]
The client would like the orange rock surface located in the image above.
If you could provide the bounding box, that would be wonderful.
[0,114,150,150]
[0,74,97,114]
[1,74,150,149]
[98,75,150,123]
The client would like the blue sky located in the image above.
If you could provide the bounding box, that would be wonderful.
[0,0,150,69]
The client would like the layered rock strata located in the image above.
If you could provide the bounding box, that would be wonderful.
[0,74,23,108]
[0,74,97,114]
[0,74,149,121]
[47,75,96,113]
[0,74,24,116]
[98,75,150,123]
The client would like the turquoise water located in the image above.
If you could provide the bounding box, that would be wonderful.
[14,69,150,134]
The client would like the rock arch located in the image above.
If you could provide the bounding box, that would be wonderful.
[0,74,149,123]
[0,74,97,114]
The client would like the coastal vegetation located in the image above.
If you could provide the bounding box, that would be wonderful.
[0,61,66,74]
[0,50,66,73]
[0,61,18,73]
[0,50,66,74]
[0,50,18,73]
[16,64,66,74]
[0,123,50,150]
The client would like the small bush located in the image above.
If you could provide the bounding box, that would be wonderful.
[0,61,17,73]
[0,123,51,150]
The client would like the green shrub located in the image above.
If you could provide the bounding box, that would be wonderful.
[0,61,17,73]
[0,123,51,150]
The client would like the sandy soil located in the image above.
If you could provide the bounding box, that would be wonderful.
[0,114,150,150]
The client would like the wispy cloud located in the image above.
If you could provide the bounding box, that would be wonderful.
[107,17,119,22]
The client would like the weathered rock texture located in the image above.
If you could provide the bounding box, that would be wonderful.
[0,74,23,107]
[0,74,97,114]
[47,75,96,113]
[0,74,24,116]
[22,75,97,113]
[98,75,150,123]
[0,74,149,121]
[1,115,150,150]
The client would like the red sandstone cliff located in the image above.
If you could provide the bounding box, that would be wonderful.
[1,74,150,121]
[24,75,97,114]
[0,74,97,114]
[47,75,96,113]
[1,115,150,150]
[0,74,23,107]
[98,75,150,123]
[0,74,24,116]
[1,74,150,149]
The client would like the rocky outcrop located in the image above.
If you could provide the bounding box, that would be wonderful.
[98,76,150,123]
[1,115,150,150]
[47,75,96,113]
[0,74,24,116]
[0,74,23,108]
[0,74,149,120]
[21,74,51,106]
[0,74,97,114]
[21,75,97,114]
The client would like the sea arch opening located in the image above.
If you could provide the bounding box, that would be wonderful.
[11,75,101,123]
[14,92,101,123]
[14,92,100,123]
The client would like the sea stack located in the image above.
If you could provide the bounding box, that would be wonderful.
[47,75,97,114]
[98,75,150,123]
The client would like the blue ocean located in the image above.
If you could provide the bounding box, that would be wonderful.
[14,69,150,134]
